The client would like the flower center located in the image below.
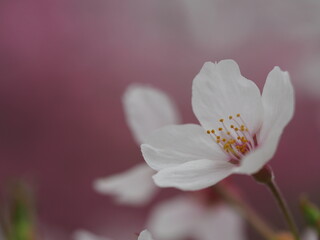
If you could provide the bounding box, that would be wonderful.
[206,114,257,161]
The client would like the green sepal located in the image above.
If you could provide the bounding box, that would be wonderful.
[300,195,320,235]
[4,182,36,240]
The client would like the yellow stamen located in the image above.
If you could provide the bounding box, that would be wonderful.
[208,112,254,160]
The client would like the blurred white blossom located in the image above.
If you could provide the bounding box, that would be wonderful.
[181,0,255,50]
[298,54,320,99]
[138,230,155,240]
[296,53,320,131]
[122,84,180,144]
[176,0,320,51]
[93,84,180,205]
[148,196,245,240]
[73,230,154,240]
[93,163,156,205]
[142,59,294,190]
[73,230,112,240]
[302,229,318,240]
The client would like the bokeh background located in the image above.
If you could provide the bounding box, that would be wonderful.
[0,0,320,239]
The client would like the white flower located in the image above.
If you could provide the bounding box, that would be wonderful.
[73,230,154,240]
[93,84,180,205]
[147,196,245,240]
[142,59,294,191]
[302,229,318,240]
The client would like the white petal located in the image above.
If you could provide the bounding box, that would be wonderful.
[93,164,157,206]
[123,84,180,144]
[302,229,318,240]
[236,129,282,174]
[194,204,246,240]
[138,230,154,240]
[141,124,228,171]
[153,159,235,190]
[147,196,203,240]
[192,60,263,134]
[73,230,111,240]
[260,67,295,141]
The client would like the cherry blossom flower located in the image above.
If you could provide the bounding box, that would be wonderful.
[147,195,245,240]
[93,84,180,205]
[73,230,154,240]
[142,59,294,190]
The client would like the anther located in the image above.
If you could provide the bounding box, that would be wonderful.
[208,113,254,159]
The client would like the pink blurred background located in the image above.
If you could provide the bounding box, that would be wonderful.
[0,0,320,239]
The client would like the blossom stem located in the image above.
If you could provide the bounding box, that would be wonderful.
[253,166,300,240]
[214,184,276,240]
[265,180,300,240]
